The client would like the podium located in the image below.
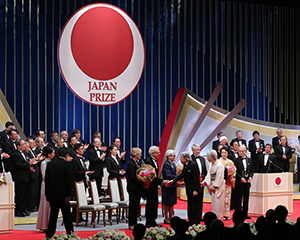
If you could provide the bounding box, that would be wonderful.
[0,181,14,233]
[249,172,293,216]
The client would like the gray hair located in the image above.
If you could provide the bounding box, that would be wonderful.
[165,149,176,158]
[149,146,159,155]
[219,136,228,143]
[191,143,200,151]
[207,149,218,160]
[238,144,247,151]
[35,137,42,143]
[130,147,142,157]
[15,138,23,147]
[181,151,191,161]
[235,130,242,135]
[55,137,63,143]
[276,128,282,133]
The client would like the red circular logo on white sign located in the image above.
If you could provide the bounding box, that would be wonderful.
[58,3,145,106]
[274,176,282,187]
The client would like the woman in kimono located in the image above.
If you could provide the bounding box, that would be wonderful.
[219,146,236,220]
[201,149,225,220]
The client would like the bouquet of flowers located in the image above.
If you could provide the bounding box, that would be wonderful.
[142,226,175,239]
[45,232,89,240]
[136,164,156,189]
[187,224,206,239]
[92,229,130,240]
[0,173,7,185]
[224,164,236,186]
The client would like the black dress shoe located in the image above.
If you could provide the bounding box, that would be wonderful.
[246,215,251,219]
[164,220,170,224]
[15,213,25,217]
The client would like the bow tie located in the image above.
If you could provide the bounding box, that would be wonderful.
[97,149,101,151]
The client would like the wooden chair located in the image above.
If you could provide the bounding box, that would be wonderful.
[89,179,119,225]
[74,181,106,228]
[108,178,129,222]
[119,177,130,221]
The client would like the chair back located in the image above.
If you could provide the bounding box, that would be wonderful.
[102,167,109,188]
[89,180,100,205]
[120,177,129,201]
[108,178,121,202]
[75,181,88,207]
[4,172,13,182]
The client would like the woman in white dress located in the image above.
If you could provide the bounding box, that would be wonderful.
[36,146,55,232]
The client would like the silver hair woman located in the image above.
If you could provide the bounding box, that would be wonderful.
[161,149,178,224]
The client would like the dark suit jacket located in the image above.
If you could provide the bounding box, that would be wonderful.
[212,140,221,152]
[173,161,200,195]
[126,158,143,191]
[88,148,104,178]
[34,147,43,156]
[105,155,124,179]
[248,139,265,162]
[45,157,73,201]
[274,145,292,172]
[272,136,286,149]
[144,156,163,186]
[234,156,254,188]
[118,148,127,166]
[68,145,77,158]
[72,155,86,183]
[25,150,40,180]
[228,150,239,161]
[257,153,277,173]
[0,130,9,146]
[47,141,56,149]
[11,150,31,184]
[161,160,177,189]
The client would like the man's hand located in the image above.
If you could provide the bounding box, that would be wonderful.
[83,144,89,151]
[100,152,106,160]
[241,178,247,183]
[30,167,35,172]
[120,151,126,159]
[1,153,10,159]
[86,171,94,175]
[193,191,198,197]
[283,154,287,159]
[247,177,252,183]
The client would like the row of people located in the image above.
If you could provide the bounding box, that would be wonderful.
[213,129,295,173]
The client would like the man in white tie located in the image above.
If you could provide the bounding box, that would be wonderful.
[275,136,292,172]
[191,144,207,221]
[12,139,37,217]
[257,144,277,173]
[233,145,253,219]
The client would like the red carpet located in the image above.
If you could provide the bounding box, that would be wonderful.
[3,199,300,240]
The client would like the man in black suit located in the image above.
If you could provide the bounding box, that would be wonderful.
[272,128,285,150]
[36,129,47,145]
[12,139,36,217]
[0,121,14,146]
[234,145,253,219]
[47,131,58,149]
[231,130,247,148]
[88,138,106,195]
[191,143,207,220]
[45,147,74,238]
[257,144,277,173]
[274,136,292,172]
[212,132,224,152]
[60,130,69,148]
[34,137,44,155]
[53,137,65,157]
[113,137,127,167]
[2,129,19,172]
[71,129,89,151]
[168,151,201,226]
[68,135,78,158]
[88,131,102,150]
[248,130,264,173]
[144,146,164,227]
[229,140,240,161]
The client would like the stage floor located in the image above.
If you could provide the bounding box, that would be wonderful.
[4,188,300,240]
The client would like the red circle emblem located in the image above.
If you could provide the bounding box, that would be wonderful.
[58,3,145,106]
[274,176,282,187]
[71,7,134,80]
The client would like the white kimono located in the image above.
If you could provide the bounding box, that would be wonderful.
[203,159,225,220]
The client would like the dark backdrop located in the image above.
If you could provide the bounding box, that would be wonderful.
[0,0,299,158]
